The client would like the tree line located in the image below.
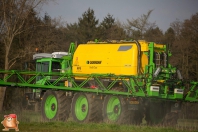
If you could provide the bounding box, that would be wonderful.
[0,0,198,111]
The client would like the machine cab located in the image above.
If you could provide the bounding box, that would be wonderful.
[24,52,68,107]
[33,52,68,84]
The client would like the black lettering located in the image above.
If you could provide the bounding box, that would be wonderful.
[153,88,159,90]
[89,61,102,64]
[177,89,183,92]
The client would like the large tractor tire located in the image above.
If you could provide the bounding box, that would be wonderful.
[129,109,144,125]
[102,95,130,124]
[145,100,170,125]
[71,93,102,123]
[41,90,71,121]
[129,98,144,125]
[162,112,179,126]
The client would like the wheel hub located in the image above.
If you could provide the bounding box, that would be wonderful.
[51,103,56,111]
[81,104,86,112]
[114,105,119,114]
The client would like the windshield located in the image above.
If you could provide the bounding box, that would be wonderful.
[36,61,61,81]
[36,61,49,81]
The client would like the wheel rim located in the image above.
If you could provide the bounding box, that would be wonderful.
[75,95,88,121]
[44,95,57,119]
[106,96,121,121]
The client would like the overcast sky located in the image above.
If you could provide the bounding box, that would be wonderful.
[41,0,198,32]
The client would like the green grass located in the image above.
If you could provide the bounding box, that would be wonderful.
[0,121,193,132]
[0,111,197,132]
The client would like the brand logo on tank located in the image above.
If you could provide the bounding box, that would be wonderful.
[87,61,102,64]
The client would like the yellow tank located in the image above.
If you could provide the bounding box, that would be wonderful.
[72,41,149,75]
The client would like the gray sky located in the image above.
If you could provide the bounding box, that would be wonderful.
[41,0,198,32]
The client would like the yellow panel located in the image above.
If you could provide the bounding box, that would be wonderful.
[73,41,149,76]
[139,40,149,51]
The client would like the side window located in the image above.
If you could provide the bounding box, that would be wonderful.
[52,62,61,72]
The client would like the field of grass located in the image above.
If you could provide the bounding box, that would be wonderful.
[0,121,195,132]
[0,110,197,132]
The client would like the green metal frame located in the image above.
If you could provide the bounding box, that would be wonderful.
[0,70,197,102]
[185,81,198,101]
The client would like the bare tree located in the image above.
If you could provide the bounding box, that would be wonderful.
[170,19,183,40]
[170,13,198,80]
[144,27,164,42]
[34,14,68,53]
[126,10,156,39]
[0,0,48,111]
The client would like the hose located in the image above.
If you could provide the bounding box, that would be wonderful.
[134,40,141,75]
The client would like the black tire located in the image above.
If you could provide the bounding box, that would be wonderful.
[162,112,179,126]
[145,100,169,125]
[130,110,144,125]
[71,93,102,123]
[129,98,144,125]
[41,90,71,121]
[102,95,130,124]
[34,101,41,112]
